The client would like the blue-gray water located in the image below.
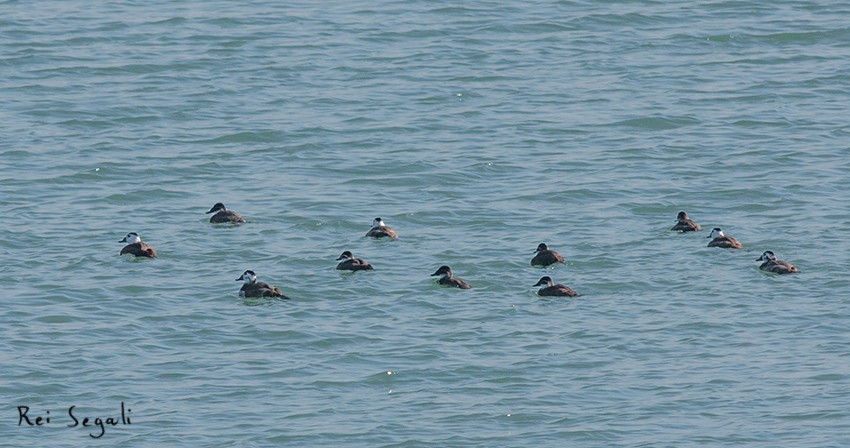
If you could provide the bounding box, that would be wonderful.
[2,0,849,446]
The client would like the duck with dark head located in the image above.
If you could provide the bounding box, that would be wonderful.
[336,251,374,271]
[531,243,565,267]
[534,276,579,297]
[670,211,701,232]
[207,203,246,224]
[431,265,471,289]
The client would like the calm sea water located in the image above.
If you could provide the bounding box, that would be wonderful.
[2,0,849,446]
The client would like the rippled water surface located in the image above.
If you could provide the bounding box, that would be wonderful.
[2,0,850,446]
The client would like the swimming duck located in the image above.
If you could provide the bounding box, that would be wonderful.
[534,276,580,297]
[119,232,157,258]
[531,243,565,267]
[431,265,471,289]
[707,228,742,249]
[336,251,374,271]
[207,203,246,224]
[365,217,398,239]
[756,251,798,274]
[236,270,289,299]
[671,211,701,232]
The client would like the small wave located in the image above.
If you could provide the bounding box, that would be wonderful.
[194,131,287,144]
[611,116,699,130]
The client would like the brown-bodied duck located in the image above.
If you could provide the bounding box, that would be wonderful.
[207,202,246,224]
[431,265,471,289]
[671,211,701,232]
[531,243,565,267]
[236,270,289,299]
[707,228,742,249]
[336,251,374,271]
[119,232,157,258]
[756,251,798,274]
[365,217,398,239]
[534,276,580,297]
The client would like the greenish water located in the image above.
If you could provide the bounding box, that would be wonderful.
[2,0,849,446]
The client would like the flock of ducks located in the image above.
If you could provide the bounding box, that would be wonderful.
[118,206,799,300]
[672,211,799,274]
